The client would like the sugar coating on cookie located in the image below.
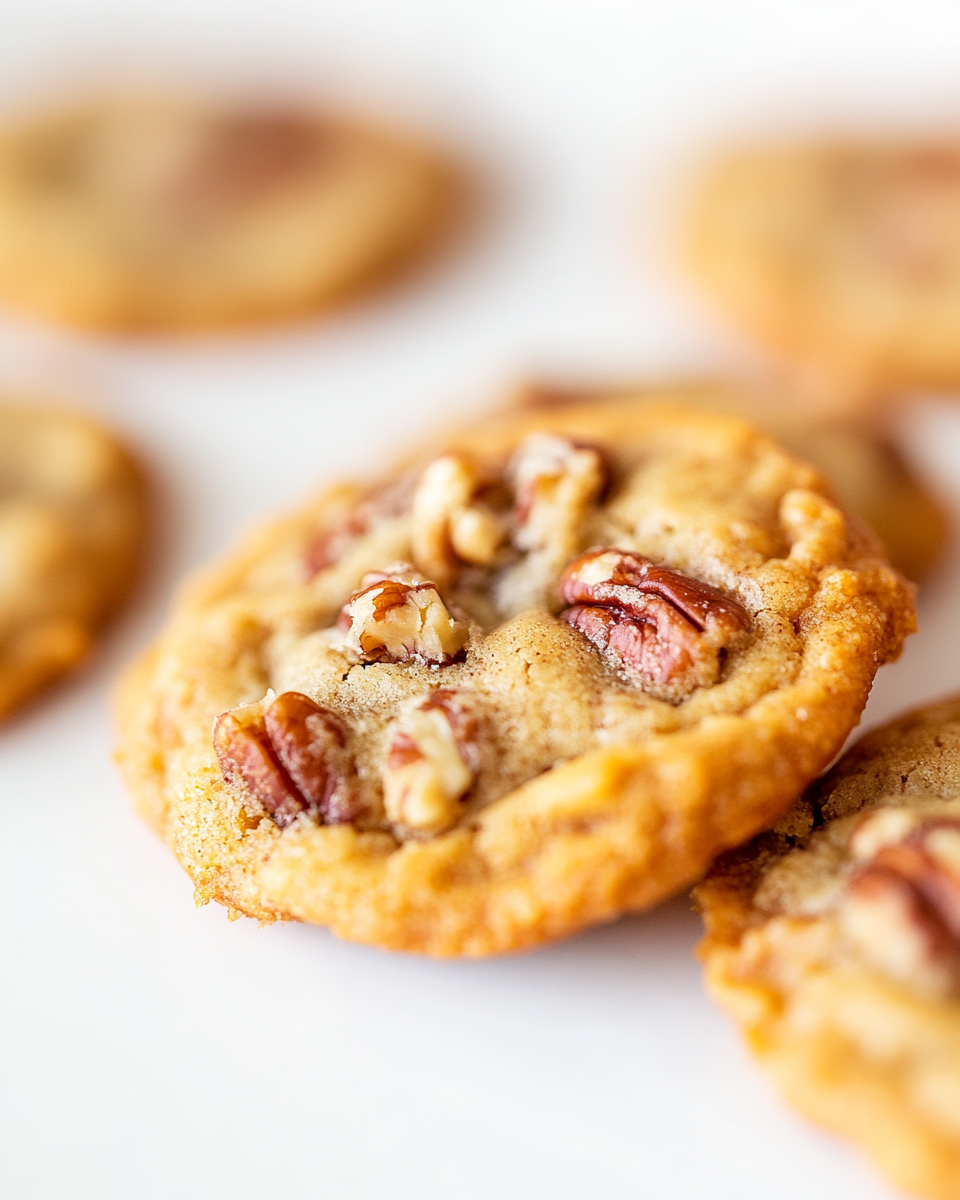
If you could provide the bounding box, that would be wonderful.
[696,696,960,1200]
[0,405,145,719]
[0,95,456,332]
[116,397,914,955]
[685,142,960,390]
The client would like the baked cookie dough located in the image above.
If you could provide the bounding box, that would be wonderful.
[520,381,948,581]
[0,94,456,332]
[696,696,960,1200]
[0,404,145,720]
[116,396,913,955]
[685,141,960,391]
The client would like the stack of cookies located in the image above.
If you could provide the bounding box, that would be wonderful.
[3,88,960,1200]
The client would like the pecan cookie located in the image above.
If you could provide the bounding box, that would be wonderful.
[521,381,948,581]
[0,404,145,720]
[116,397,913,955]
[0,94,455,332]
[685,141,960,391]
[696,696,960,1200]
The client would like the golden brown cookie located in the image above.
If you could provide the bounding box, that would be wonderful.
[685,141,960,392]
[520,380,948,581]
[0,404,146,719]
[696,696,960,1200]
[116,396,913,956]
[0,94,456,332]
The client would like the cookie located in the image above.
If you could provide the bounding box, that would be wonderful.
[0,404,146,720]
[520,381,948,581]
[0,94,456,332]
[696,696,960,1200]
[685,142,960,391]
[115,397,913,956]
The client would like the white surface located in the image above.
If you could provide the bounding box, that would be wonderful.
[3,3,960,1197]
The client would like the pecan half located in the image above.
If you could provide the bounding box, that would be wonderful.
[337,564,468,665]
[411,455,506,587]
[840,808,960,996]
[558,548,750,700]
[264,691,358,825]
[382,690,479,836]
[213,691,360,828]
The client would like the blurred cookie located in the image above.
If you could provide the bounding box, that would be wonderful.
[520,381,948,581]
[116,395,912,955]
[696,696,960,1200]
[685,142,960,391]
[0,94,457,331]
[0,405,145,719]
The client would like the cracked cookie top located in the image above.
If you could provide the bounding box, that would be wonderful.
[116,395,913,955]
[696,696,960,1200]
[0,93,456,331]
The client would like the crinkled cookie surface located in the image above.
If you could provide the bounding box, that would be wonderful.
[0,94,455,331]
[116,396,913,955]
[0,404,145,720]
[697,696,960,1200]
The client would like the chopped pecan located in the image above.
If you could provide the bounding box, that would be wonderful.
[840,808,960,995]
[382,690,478,836]
[411,455,506,587]
[495,434,610,616]
[558,548,750,699]
[337,564,468,665]
[213,691,360,828]
[305,476,415,577]
[511,433,609,551]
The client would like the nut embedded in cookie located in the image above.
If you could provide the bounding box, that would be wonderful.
[382,690,479,836]
[214,691,360,828]
[495,434,609,615]
[410,454,506,588]
[841,809,960,996]
[558,548,751,700]
[336,563,468,665]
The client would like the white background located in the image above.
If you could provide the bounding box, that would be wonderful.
[3,3,960,1197]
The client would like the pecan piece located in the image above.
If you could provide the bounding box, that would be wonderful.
[213,691,359,828]
[496,434,610,615]
[213,706,307,829]
[411,455,506,588]
[337,564,468,666]
[512,433,609,552]
[382,690,479,836]
[840,808,960,995]
[265,691,359,825]
[558,548,750,700]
